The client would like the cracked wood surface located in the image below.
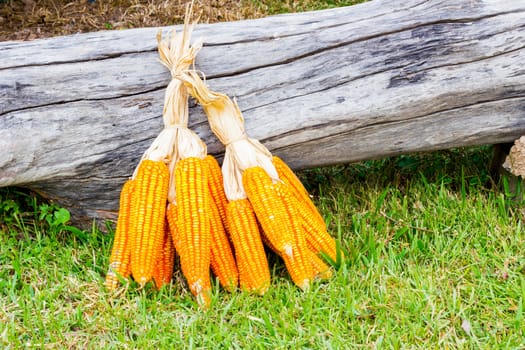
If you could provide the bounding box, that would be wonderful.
[1,0,525,228]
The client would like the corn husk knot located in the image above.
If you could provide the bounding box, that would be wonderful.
[139,26,207,204]
[132,24,205,171]
[180,70,279,200]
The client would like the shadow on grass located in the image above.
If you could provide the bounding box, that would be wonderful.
[299,145,495,195]
[2,145,522,235]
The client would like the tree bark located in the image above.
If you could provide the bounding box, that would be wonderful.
[1,0,525,227]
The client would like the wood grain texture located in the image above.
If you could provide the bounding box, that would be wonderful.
[1,0,525,227]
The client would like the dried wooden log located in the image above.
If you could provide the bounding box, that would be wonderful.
[1,0,525,227]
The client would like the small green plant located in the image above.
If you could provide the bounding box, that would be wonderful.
[38,203,69,227]
[0,197,20,225]
[0,188,35,230]
[37,203,87,239]
[0,187,87,241]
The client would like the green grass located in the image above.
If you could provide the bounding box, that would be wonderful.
[253,0,368,14]
[3,1,522,348]
[1,146,524,349]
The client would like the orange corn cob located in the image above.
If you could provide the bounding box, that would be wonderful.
[175,157,212,307]
[244,166,313,290]
[301,207,338,261]
[273,181,315,289]
[227,199,271,294]
[129,159,170,286]
[105,179,135,290]
[209,197,238,291]
[204,155,229,230]
[289,193,338,262]
[258,209,332,281]
[243,166,294,254]
[272,156,324,226]
[273,156,339,262]
[153,222,175,289]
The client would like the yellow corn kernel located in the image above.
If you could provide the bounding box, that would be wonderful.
[129,159,170,286]
[227,199,270,294]
[105,179,134,291]
[175,157,212,308]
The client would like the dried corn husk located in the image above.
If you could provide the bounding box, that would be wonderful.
[135,12,205,203]
[180,71,278,200]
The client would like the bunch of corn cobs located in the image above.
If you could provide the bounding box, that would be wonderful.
[104,10,342,308]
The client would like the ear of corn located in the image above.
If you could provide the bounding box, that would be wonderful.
[273,156,340,262]
[298,202,339,262]
[273,181,315,290]
[243,166,313,290]
[285,191,339,262]
[204,154,239,291]
[209,197,238,291]
[129,159,170,286]
[257,200,332,281]
[153,221,176,289]
[204,155,229,230]
[175,156,212,308]
[226,199,270,294]
[105,179,135,291]
[272,156,323,223]
[243,166,293,254]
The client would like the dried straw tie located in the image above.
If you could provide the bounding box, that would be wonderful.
[179,70,280,201]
